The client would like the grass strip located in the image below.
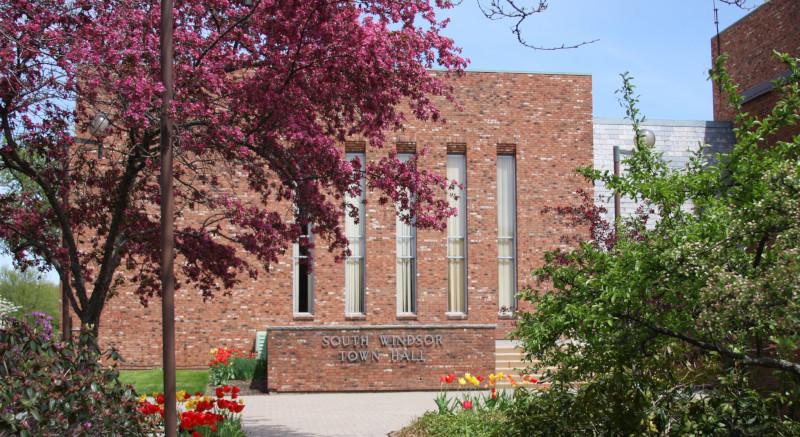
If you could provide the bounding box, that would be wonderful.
[119,369,209,395]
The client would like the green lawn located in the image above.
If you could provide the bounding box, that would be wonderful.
[119,369,209,395]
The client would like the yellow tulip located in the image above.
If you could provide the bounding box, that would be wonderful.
[497,372,504,379]
[138,394,147,403]
[458,378,466,386]
[464,372,471,379]
[489,374,496,381]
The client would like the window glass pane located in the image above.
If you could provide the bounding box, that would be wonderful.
[397,258,415,313]
[498,238,514,257]
[498,258,515,310]
[345,258,365,313]
[396,153,416,313]
[448,258,465,312]
[497,155,516,310]
[345,152,366,313]
[348,236,364,257]
[293,223,313,313]
[447,238,465,258]
[397,237,411,257]
[447,154,466,313]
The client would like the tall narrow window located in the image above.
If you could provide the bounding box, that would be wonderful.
[497,154,517,311]
[396,154,416,313]
[345,152,366,314]
[294,222,313,313]
[447,154,466,313]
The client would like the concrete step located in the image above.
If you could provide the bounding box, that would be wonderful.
[494,340,557,389]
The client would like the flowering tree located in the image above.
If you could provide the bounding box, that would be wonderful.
[0,0,475,332]
[511,57,800,432]
[0,294,20,321]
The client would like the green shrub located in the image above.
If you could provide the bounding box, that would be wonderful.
[399,410,508,437]
[0,313,156,436]
[501,372,800,437]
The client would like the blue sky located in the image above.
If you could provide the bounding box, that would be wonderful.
[440,0,762,120]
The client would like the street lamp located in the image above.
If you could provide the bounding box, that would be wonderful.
[613,128,655,222]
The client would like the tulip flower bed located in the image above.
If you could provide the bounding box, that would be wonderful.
[208,347,261,386]
[138,385,246,437]
[434,371,539,415]
[395,371,545,436]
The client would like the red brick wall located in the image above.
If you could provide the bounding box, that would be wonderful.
[266,325,495,392]
[712,0,800,125]
[93,71,593,388]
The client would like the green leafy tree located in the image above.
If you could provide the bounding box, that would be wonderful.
[0,267,59,321]
[511,53,800,434]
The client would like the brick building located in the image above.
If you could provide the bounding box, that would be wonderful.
[712,0,800,143]
[95,71,595,391]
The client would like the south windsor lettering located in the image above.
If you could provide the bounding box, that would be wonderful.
[320,333,444,363]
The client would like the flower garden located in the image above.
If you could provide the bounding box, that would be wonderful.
[391,371,548,436]
[137,386,246,437]
[0,310,554,436]
[0,313,261,436]
[1,311,559,436]
[433,371,540,415]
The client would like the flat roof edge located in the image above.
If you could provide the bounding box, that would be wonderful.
[429,68,591,76]
[594,117,734,128]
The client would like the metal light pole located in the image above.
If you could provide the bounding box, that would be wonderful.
[613,129,655,222]
[159,0,177,434]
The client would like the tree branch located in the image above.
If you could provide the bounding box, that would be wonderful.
[618,313,800,378]
[474,0,598,50]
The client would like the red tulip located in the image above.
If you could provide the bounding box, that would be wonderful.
[180,414,194,430]
[462,400,472,410]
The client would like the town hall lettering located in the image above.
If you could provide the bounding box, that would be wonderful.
[320,333,443,364]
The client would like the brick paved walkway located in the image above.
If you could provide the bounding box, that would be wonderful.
[239,392,439,437]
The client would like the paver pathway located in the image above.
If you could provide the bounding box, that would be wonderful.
[239,392,439,437]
